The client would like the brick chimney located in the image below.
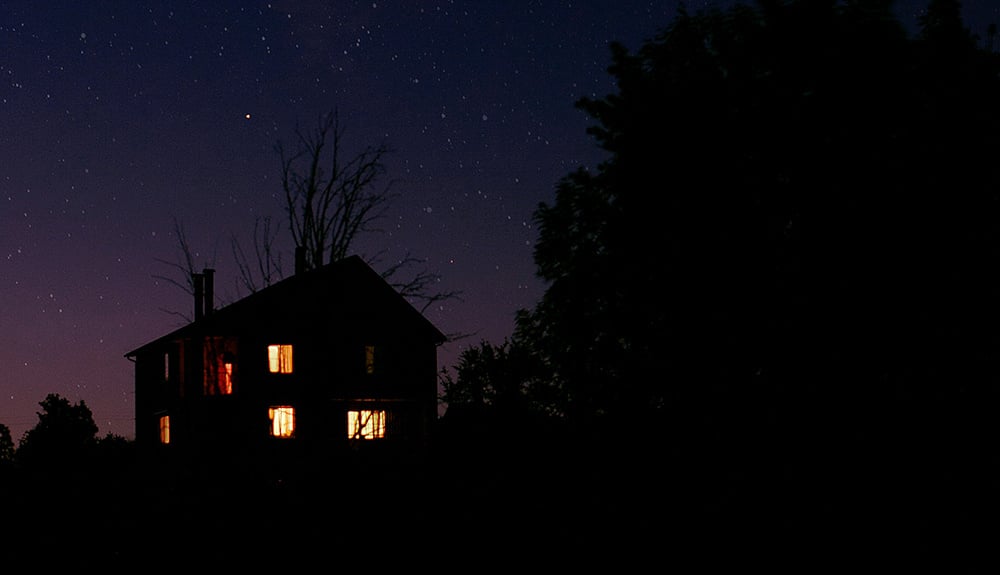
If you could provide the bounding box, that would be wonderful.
[203,268,215,316]
[193,272,204,321]
[295,245,307,275]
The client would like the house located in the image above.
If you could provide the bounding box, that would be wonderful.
[125,254,446,474]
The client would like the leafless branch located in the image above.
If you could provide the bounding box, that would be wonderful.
[151,217,217,322]
[277,110,395,272]
[366,250,466,341]
[232,215,284,296]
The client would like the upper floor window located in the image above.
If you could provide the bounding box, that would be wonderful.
[204,338,237,395]
[365,345,375,375]
[269,406,295,438]
[347,410,387,440]
[268,344,293,374]
[221,362,233,393]
[159,415,170,445]
[169,344,185,397]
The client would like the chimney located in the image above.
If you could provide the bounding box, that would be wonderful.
[193,272,204,322]
[295,245,307,275]
[203,268,215,316]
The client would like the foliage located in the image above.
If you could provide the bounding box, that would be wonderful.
[0,423,13,464]
[15,393,99,469]
[513,0,1000,440]
[439,337,551,416]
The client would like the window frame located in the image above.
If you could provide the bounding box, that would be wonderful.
[158,414,170,445]
[347,409,388,440]
[267,344,294,374]
[268,405,296,438]
[204,337,237,396]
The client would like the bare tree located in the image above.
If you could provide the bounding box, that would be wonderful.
[279,110,393,272]
[369,249,462,315]
[152,217,216,322]
[276,110,465,329]
[231,215,283,295]
[155,110,465,342]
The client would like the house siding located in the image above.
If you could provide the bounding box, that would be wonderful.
[127,256,445,474]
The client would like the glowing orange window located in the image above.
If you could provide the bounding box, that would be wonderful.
[269,406,295,438]
[347,410,386,440]
[268,344,293,373]
[204,338,236,395]
[222,362,233,393]
[159,415,170,445]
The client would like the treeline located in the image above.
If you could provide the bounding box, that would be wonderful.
[437,0,996,566]
[0,394,130,473]
[447,0,998,447]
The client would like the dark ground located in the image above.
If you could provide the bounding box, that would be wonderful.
[0,419,988,572]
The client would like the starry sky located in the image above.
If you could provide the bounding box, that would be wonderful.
[2,1,997,442]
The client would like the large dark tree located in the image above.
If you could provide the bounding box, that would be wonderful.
[519,0,1000,464]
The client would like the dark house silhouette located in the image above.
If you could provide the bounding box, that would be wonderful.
[125,255,446,473]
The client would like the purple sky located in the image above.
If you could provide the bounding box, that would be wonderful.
[2,1,996,442]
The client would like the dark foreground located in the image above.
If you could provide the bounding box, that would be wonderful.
[1,426,987,572]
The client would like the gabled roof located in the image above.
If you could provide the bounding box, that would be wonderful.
[125,255,447,358]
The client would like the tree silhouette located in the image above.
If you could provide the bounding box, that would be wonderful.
[438,337,554,417]
[274,110,462,315]
[427,4,997,558]
[0,423,13,466]
[15,393,99,470]
[157,110,462,321]
[514,0,1000,473]
[152,216,218,322]
[278,110,393,273]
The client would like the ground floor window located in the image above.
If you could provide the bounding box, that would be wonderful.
[269,406,295,438]
[347,409,387,440]
[159,415,170,445]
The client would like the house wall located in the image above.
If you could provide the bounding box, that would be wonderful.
[131,257,445,473]
[134,325,440,463]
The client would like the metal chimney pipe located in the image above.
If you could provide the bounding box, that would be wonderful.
[193,272,204,321]
[203,268,215,316]
[295,245,307,275]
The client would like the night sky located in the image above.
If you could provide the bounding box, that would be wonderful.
[2,1,996,442]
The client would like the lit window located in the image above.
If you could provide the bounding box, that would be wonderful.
[269,406,295,438]
[173,344,186,397]
[365,345,375,375]
[159,415,170,445]
[268,344,293,373]
[347,410,386,440]
[204,339,236,395]
[221,362,233,394]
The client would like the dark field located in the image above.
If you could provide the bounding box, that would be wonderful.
[1,427,984,572]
